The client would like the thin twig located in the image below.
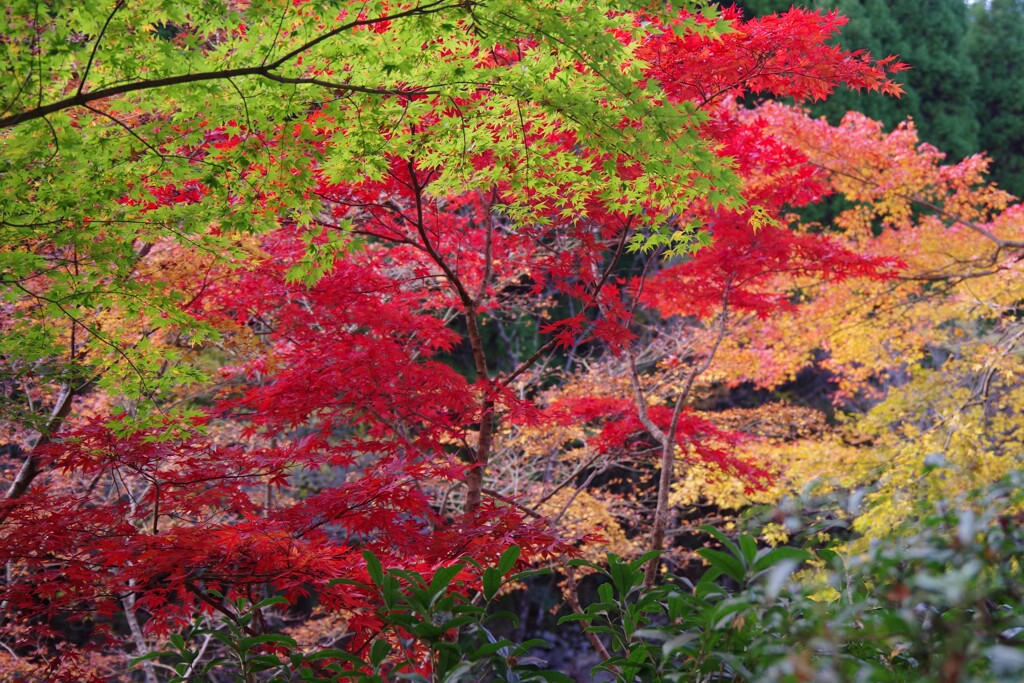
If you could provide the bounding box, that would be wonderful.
[77,0,126,96]
[565,565,616,669]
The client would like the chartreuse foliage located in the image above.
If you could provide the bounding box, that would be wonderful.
[0,0,739,415]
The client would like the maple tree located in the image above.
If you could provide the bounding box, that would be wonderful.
[2,0,985,680]
[527,99,1024,569]
[707,102,1024,541]
[547,97,1024,555]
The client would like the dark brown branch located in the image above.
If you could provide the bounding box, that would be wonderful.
[477,190,496,302]
[502,223,631,387]
[0,382,76,525]
[480,488,543,519]
[184,581,259,636]
[565,565,616,668]
[0,0,458,130]
[77,0,126,97]
[403,158,493,512]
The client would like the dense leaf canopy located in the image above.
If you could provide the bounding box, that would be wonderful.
[1,1,1022,681]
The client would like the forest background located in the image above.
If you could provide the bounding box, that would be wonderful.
[736,0,1024,197]
[3,0,1024,681]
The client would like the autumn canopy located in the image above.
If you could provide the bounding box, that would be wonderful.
[1,0,1023,680]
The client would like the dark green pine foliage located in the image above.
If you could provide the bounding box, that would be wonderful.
[884,0,979,160]
[727,1,980,162]
[807,0,916,134]
[968,0,1024,198]
[725,0,792,15]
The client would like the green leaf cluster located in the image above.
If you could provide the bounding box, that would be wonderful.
[564,472,1024,682]
[1,0,742,422]
[141,546,574,682]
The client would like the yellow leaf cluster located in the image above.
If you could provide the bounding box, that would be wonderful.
[537,488,636,561]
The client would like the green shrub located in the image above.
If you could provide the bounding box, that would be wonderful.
[139,473,1024,682]
[565,471,1024,682]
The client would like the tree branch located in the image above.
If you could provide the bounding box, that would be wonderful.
[77,0,126,97]
[820,164,1024,252]
[0,0,459,130]
[635,286,731,587]
[0,382,76,526]
[502,223,631,387]
[565,565,616,669]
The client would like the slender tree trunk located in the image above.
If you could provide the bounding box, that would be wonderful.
[463,302,493,513]
[406,162,496,514]
[629,293,730,586]
[123,590,159,683]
